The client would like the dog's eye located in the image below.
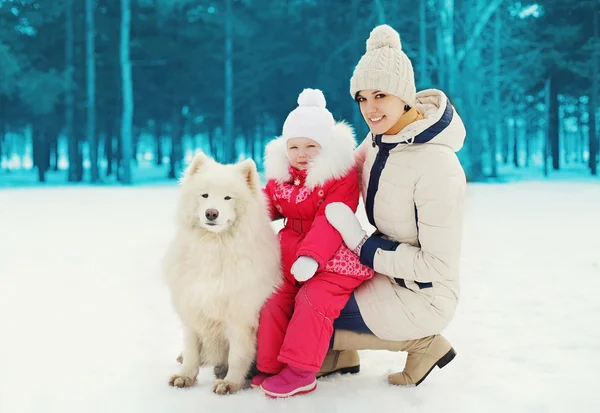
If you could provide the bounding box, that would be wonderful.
[224,196,231,200]
[202,194,209,198]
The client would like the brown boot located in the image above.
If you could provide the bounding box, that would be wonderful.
[317,350,360,378]
[332,330,456,387]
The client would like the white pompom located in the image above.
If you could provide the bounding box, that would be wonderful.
[366,24,401,51]
[297,88,327,108]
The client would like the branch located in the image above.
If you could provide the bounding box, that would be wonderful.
[456,0,504,64]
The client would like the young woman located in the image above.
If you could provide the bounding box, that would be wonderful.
[321,24,467,388]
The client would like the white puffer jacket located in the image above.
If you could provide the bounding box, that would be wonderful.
[353,89,467,341]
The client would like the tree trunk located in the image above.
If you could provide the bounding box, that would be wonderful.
[116,116,123,181]
[0,125,4,170]
[544,77,551,177]
[462,5,483,181]
[50,132,59,171]
[512,117,519,168]
[209,126,219,160]
[155,121,163,166]
[120,0,134,184]
[133,127,140,166]
[223,0,235,163]
[419,0,428,87]
[490,9,500,177]
[525,114,531,168]
[33,122,51,183]
[549,75,560,170]
[590,8,598,175]
[502,118,509,164]
[589,92,598,175]
[351,0,364,135]
[373,0,386,24]
[440,0,456,98]
[65,0,77,182]
[105,119,114,177]
[578,99,585,163]
[169,113,184,179]
[244,125,253,159]
[86,0,99,183]
[436,28,446,90]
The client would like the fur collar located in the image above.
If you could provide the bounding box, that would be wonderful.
[264,121,356,190]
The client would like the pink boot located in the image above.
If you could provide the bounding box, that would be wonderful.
[260,365,317,398]
[250,372,273,389]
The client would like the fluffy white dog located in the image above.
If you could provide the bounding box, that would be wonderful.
[162,152,281,395]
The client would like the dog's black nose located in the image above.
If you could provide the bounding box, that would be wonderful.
[205,209,219,221]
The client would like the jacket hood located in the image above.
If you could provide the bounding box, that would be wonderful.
[380,89,466,152]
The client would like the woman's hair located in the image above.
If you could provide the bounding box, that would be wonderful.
[354,90,412,112]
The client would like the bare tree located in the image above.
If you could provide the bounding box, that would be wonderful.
[419,0,428,86]
[490,9,501,177]
[223,0,235,163]
[86,0,99,183]
[590,8,598,175]
[120,0,133,184]
[65,0,77,182]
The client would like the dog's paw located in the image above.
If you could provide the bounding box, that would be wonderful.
[176,353,183,364]
[212,379,241,395]
[169,375,195,388]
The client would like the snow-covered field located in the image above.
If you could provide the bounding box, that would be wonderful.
[1,182,599,413]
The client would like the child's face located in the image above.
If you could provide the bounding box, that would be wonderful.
[355,89,406,135]
[286,137,321,170]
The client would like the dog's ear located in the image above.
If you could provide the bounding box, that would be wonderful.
[237,158,260,193]
[183,151,211,179]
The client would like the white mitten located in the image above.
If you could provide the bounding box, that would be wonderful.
[291,256,319,282]
[325,202,367,251]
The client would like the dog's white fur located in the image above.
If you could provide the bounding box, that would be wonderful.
[162,152,281,395]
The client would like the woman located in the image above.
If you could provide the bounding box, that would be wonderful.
[318,24,467,387]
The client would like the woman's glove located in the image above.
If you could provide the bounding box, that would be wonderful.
[291,256,319,282]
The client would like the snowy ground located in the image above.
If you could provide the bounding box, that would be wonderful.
[0,182,599,413]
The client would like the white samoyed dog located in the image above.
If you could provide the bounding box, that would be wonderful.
[162,152,281,395]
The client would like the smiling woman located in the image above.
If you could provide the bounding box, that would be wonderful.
[354,89,410,136]
[320,24,468,389]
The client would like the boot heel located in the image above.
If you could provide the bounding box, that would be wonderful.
[317,364,360,379]
[436,347,456,369]
[338,365,360,375]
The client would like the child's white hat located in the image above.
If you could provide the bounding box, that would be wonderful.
[282,88,334,147]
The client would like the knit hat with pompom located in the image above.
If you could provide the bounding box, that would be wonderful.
[350,25,416,106]
[282,88,335,147]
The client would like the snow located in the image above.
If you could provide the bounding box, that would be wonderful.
[0,182,599,413]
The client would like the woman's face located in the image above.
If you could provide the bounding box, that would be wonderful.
[355,89,406,135]
[286,137,321,170]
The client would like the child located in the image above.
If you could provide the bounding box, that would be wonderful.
[253,88,374,398]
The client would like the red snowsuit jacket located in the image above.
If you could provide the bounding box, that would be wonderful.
[262,122,373,282]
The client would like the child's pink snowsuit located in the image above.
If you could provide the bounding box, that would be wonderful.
[257,122,374,373]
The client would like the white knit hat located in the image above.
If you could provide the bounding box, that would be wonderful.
[350,25,416,107]
[282,88,334,147]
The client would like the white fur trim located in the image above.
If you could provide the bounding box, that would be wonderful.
[264,137,292,183]
[264,121,356,190]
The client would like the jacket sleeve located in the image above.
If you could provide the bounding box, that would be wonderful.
[262,181,282,221]
[364,150,466,283]
[296,169,360,268]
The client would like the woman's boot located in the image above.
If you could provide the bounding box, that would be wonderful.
[317,350,360,378]
[332,330,456,387]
